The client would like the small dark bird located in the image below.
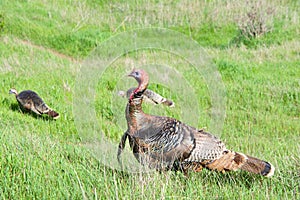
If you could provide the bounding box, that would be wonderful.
[117,87,175,164]
[9,88,59,119]
[119,69,275,177]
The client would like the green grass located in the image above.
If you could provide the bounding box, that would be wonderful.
[0,0,299,199]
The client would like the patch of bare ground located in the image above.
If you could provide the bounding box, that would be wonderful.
[16,38,81,64]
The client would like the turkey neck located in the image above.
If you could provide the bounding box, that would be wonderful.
[126,71,149,134]
[126,89,146,133]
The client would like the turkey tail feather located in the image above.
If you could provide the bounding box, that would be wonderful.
[240,155,275,177]
[206,151,275,177]
[206,151,247,172]
[47,110,59,119]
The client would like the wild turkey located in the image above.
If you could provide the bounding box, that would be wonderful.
[9,88,59,119]
[118,87,175,107]
[119,69,275,177]
[117,87,175,164]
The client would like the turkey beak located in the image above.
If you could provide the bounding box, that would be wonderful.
[128,67,137,77]
[128,72,134,78]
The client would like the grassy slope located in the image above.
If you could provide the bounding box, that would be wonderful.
[0,0,299,199]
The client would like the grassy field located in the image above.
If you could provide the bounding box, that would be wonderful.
[0,0,299,199]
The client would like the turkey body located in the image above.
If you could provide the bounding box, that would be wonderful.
[125,97,226,172]
[119,69,275,177]
[117,88,175,164]
[9,89,59,119]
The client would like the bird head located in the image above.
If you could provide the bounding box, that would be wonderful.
[128,69,149,100]
[9,88,18,96]
[128,69,147,83]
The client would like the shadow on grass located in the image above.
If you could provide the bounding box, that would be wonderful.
[10,103,55,121]
[114,165,264,190]
[183,169,265,190]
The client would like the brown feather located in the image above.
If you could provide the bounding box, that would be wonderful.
[241,155,275,177]
[206,151,247,172]
[47,110,60,119]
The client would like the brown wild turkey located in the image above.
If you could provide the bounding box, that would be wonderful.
[9,88,59,119]
[117,87,175,164]
[119,69,275,177]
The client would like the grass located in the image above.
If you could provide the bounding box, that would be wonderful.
[0,0,299,199]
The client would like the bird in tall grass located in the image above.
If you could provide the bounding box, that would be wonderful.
[9,88,59,119]
[120,68,274,177]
